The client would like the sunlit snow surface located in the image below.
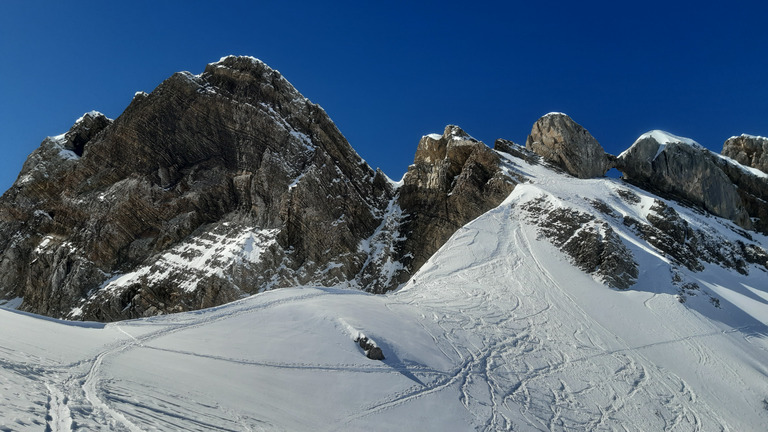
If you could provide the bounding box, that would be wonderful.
[2,151,768,431]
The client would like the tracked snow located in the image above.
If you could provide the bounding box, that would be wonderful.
[1,144,767,430]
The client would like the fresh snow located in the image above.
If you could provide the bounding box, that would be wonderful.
[425,133,442,140]
[639,130,703,148]
[619,130,704,161]
[2,147,768,430]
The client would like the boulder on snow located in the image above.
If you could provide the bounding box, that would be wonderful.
[356,336,385,360]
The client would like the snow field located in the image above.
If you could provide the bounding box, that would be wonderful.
[1,141,767,430]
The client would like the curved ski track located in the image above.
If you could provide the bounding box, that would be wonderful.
[323,213,732,431]
[2,211,760,430]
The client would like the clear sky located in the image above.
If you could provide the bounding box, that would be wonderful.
[2,1,767,192]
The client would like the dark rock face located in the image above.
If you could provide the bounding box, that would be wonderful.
[710,153,768,236]
[0,56,396,320]
[617,132,753,230]
[621,199,768,275]
[520,197,638,289]
[722,134,768,174]
[395,126,520,283]
[525,113,613,178]
[0,57,522,321]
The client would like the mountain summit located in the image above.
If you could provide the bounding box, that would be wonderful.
[0,56,766,323]
[0,56,517,320]
[1,57,768,430]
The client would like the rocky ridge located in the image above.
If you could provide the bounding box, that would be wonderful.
[0,59,766,321]
[0,57,517,320]
[394,126,519,284]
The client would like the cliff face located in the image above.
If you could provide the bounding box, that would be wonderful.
[616,131,752,229]
[395,126,520,282]
[1,58,766,322]
[0,56,397,319]
[722,134,768,174]
[615,130,768,235]
[0,57,520,320]
[525,113,613,178]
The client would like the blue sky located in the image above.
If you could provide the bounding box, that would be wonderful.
[1,1,767,191]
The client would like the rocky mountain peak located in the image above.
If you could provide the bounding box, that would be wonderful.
[0,58,529,320]
[722,134,768,174]
[0,56,401,320]
[2,58,766,322]
[397,126,520,276]
[617,130,754,230]
[525,112,613,178]
[411,125,482,186]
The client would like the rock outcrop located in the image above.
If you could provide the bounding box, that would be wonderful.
[525,113,613,178]
[709,157,768,236]
[0,57,524,321]
[616,131,753,230]
[520,196,638,289]
[620,199,768,275]
[395,126,520,282]
[722,134,768,174]
[0,56,398,320]
[2,56,765,322]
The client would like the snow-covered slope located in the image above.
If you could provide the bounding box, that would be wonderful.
[2,147,768,431]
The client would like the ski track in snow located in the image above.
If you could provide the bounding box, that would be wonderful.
[3,155,768,430]
[0,290,330,431]
[327,207,735,431]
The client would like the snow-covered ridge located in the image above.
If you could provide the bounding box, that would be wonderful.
[618,129,704,160]
[543,111,568,117]
[214,54,268,69]
[75,110,109,124]
[637,129,703,148]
